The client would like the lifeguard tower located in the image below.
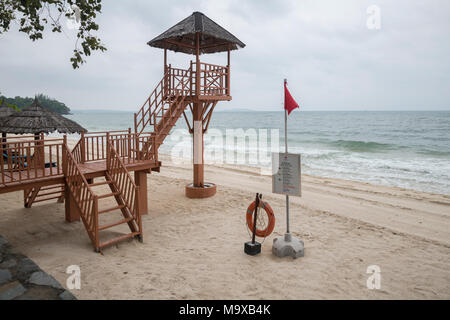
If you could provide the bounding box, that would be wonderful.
[0,12,244,252]
[136,11,245,198]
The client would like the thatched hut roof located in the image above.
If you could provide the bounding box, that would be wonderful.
[148,11,245,54]
[0,98,86,134]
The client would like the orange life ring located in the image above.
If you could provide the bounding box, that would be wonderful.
[246,200,275,238]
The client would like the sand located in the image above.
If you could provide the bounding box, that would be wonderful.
[0,153,449,299]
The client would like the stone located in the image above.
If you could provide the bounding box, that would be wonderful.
[59,290,77,300]
[16,286,61,300]
[0,281,26,300]
[0,258,17,269]
[0,269,12,285]
[28,271,63,290]
[0,237,7,252]
[17,258,40,280]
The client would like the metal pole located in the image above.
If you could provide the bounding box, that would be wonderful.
[284,79,290,234]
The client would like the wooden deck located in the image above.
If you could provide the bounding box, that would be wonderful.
[0,158,160,194]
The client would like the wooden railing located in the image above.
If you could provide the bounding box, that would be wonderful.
[0,137,64,185]
[106,141,141,235]
[63,142,99,247]
[135,70,170,136]
[193,62,230,96]
[135,66,192,137]
[73,130,157,164]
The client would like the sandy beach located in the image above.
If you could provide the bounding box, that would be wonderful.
[0,153,449,299]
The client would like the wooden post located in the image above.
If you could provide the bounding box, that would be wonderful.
[127,128,132,162]
[106,132,110,170]
[227,47,231,95]
[81,131,85,163]
[64,183,81,222]
[134,170,148,215]
[193,102,204,187]
[195,32,200,96]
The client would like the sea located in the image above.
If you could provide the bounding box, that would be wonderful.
[64,110,450,195]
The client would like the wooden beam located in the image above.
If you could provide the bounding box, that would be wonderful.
[203,101,218,133]
[134,170,148,215]
[200,41,230,49]
[164,39,195,49]
[182,111,193,134]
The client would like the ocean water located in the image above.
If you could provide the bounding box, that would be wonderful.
[65,110,450,195]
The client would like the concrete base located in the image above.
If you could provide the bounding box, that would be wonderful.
[185,183,216,199]
[272,233,304,259]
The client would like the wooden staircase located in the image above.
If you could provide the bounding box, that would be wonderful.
[134,67,192,158]
[63,140,142,253]
[61,66,195,252]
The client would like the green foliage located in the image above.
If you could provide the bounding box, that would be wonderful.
[0,98,20,111]
[0,93,71,114]
[0,0,106,69]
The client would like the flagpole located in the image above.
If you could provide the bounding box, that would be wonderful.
[284,79,290,234]
[272,78,304,258]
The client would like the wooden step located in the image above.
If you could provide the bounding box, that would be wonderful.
[98,204,125,215]
[98,217,133,231]
[97,192,120,199]
[89,180,112,187]
[98,232,141,249]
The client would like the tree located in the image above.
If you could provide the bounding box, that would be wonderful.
[0,93,71,114]
[0,0,106,68]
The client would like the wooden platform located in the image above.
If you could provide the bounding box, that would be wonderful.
[0,158,160,194]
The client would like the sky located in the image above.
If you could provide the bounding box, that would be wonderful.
[1,0,450,111]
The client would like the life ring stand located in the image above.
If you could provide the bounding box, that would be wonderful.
[246,200,275,238]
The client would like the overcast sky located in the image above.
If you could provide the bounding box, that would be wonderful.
[1,0,449,111]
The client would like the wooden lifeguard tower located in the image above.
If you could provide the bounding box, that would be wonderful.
[0,12,244,252]
[137,11,245,198]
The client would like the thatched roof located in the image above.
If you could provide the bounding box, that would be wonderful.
[0,98,86,134]
[148,11,245,54]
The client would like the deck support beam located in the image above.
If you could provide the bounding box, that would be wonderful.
[64,182,81,222]
[134,170,148,215]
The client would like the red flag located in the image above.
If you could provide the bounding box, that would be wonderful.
[284,80,299,115]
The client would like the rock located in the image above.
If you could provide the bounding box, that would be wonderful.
[0,281,26,300]
[0,269,12,285]
[59,290,77,300]
[16,286,61,300]
[0,237,7,252]
[0,258,17,269]
[17,257,40,281]
[28,271,63,290]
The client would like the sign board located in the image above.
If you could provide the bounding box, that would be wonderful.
[272,153,301,196]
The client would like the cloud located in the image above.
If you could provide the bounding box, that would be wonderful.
[0,0,449,111]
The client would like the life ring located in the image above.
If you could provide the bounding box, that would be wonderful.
[246,200,275,238]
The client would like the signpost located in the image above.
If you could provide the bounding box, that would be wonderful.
[271,79,304,259]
